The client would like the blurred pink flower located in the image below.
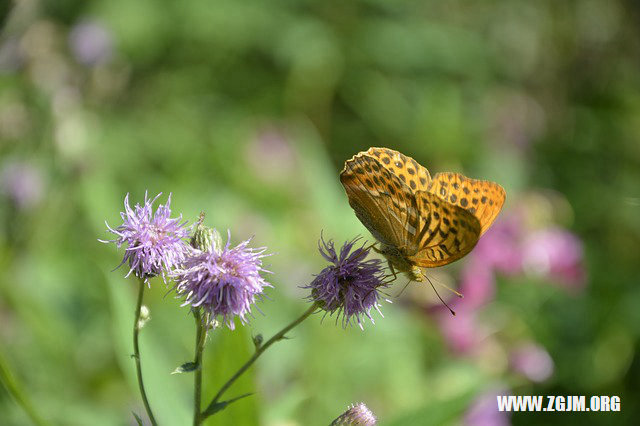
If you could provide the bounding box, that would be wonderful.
[473,216,523,276]
[436,305,482,354]
[0,161,44,209]
[465,389,511,426]
[69,20,113,66]
[459,259,496,310]
[434,221,507,353]
[511,342,554,382]
[522,227,585,290]
[431,197,586,356]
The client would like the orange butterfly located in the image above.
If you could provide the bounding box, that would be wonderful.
[340,147,505,284]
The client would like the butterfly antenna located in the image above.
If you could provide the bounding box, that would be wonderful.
[395,279,412,297]
[424,274,456,316]
[421,271,463,299]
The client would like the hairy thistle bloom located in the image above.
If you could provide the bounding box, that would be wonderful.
[305,237,387,329]
[102,192,190,282]
[171,229,271,330]
[331,402,377,426]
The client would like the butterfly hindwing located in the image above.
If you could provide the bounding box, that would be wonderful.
[407,191,481,267]
[428,172,506,235]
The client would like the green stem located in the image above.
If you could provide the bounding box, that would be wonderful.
[133,278,157,426]
[193,310,206,426]
[202,303,319,418]
[0,349,47,426]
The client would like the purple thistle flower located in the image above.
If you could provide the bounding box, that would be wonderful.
[171,230,272,330]
[101,192,191,283]
[305,237,387,329]
[331,402,377,426]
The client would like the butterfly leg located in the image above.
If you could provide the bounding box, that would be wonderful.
[387,260,398,280]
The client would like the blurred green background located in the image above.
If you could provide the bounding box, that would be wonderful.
[1,0,639,425]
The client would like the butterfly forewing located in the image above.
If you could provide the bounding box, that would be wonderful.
[366,147,432,192]
[428,172,505,235]
[340,152,418,251]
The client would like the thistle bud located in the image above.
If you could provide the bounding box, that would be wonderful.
[331,403,377,426]
[191,213,220,253]
[253,334,263,349]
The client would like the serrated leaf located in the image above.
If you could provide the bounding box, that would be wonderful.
[171,361,199,375]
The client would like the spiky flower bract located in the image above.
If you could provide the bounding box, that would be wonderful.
[102,192,190,283]
[172,229,272,330]
[331,402,377,426]
[305,237,387,329]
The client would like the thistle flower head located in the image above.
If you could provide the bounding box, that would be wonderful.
[102,192,190,283]
[305,236,387,329]
[331,402,377,426]
[171,229,272,330]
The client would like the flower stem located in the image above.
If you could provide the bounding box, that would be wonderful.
[193,309,206,426]
[202,303,319,418]
[133,278,157,426]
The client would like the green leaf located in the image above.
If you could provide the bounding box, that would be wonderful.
[132,412,144,426]
[201,326,259,425]
[202,393,254,418]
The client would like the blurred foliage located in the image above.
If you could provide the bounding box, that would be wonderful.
[1,0,639,425]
